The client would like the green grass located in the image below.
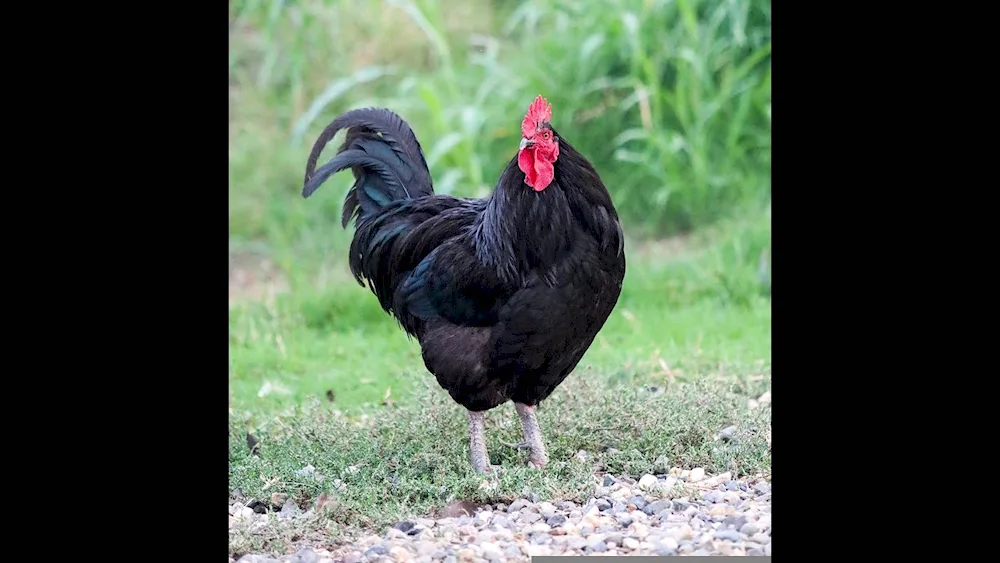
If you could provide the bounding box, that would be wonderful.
[229,209,771,411]
[229,374,771,554]
[229,282,769,410]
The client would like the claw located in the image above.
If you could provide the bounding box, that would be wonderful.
[499,438,531,450]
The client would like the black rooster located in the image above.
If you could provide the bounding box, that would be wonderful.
[302,96,626,473]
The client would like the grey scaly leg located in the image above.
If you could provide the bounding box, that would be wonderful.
[515,402,549,469]
[467,410,492,473]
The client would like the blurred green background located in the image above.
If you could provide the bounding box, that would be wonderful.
[228,0,771,413]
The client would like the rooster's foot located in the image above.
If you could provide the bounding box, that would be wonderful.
[527,450,549,469]
[527,459,548,470]
[515,402,550,470]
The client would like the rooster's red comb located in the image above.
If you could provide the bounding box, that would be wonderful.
[522,95,552,138]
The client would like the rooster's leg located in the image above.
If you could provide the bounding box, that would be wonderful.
[515,402,549,469]
[467,410,493,473]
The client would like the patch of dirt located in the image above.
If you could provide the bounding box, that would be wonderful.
[433,499,483,518]
[629,234,696,260]
[229,250,289,306]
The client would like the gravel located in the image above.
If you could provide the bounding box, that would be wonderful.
[230,469,771,562]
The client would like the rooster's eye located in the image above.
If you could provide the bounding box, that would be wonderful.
[542,132,550,139]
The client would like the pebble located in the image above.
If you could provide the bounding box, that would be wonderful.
[278,501,298,519]
[521,512,542,524]
[527,522,551,534]
[537,502,556,518]
[715,529,742,541]
[723,515,747,530]
[586,537,608,552]
[717,425,738,441]
[752,532,770,544]
[627,495,647,509]
[388,546,411,562]
[508,499,530,513]
[653,541,678,555]
[644,499,671,515]
[637,474,658,490]
[230,469,771,561]
[480,543,503,561]
[492,515,513,529]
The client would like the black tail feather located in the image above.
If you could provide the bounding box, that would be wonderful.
[302,107,435,228]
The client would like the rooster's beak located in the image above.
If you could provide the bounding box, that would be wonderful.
[519,138,533,151]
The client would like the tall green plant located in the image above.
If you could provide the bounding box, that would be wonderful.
[506,0,771,233]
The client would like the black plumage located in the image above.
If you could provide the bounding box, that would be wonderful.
[302,106,626,472]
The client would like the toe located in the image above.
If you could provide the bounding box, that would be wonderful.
[529,457,548,469]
